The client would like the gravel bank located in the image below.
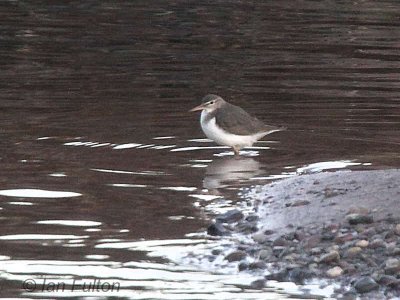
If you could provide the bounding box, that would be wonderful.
[208,169,400,299]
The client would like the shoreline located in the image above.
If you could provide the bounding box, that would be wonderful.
[207,169,400,299]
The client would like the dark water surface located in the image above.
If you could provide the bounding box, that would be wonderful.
[0,1,399,299]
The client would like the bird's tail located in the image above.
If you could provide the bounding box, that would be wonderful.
[263,125,287,135]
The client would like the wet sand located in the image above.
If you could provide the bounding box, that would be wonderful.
[252,169,400,236]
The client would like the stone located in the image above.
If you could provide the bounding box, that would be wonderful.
[216,209,244,223]
[291,200,310,207]
[303,235,321,249]
[326,266,343,278]
[361,227,376,237]
[259,248,272,260]
[288,267,314,284]
[294,230,307,241]
[395,224,400,236]
[263,229,275,235]
[283,232,295,240]
[207,222,229,236]
[225,250,247,262]
[386,241,396,251]
[346,213,373,225]
[236,221,258,233]
[250,279,266,289]
[346,247,362,258]
[355,240,369,248]
[273,237,289,247]
[319,251,340,264]
[334,233,354,244]
[252,233,268,244]
[272,246,287,257]
[339,261,356,274]
[245,214,259,222]
[321,232,335,241]
[211,249,222,255]
[238,262,248,271]
[378,274,399,286]
[385,258,400,275]
[369,238,386,249]
[353,277,379,293]
[310,247,322,255]
[324,188,341,198]
[265,269,288,282]
[347,207,369,215]
[207,255,216,262]
[375,223,390,233]
[248,261,267,270]
[340,291,358,300]
[389,247,400,256]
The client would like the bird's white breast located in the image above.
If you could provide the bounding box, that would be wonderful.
[200,111,261,148]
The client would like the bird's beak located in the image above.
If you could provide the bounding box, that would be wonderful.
[189,104,206,112]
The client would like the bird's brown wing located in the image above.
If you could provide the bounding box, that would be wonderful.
[215,103,275,135]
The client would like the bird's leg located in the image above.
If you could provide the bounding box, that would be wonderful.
[232,147,240,156]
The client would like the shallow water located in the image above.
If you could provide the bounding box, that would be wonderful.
[0,1,399,299]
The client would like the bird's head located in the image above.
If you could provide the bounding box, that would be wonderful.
[189,94,225,113]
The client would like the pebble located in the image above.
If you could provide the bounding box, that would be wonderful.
[216,209,244,223]
[395,224,400,236]
[385,258,400,275]
[291,200,310,207]
[319,251,340,263]
[378,274,398,286]
[340,291,358,300]
[236,221,258,233]
[346,247,362,258]
[288,267,314,284]
[346,213,374,225]
[259,248,272,260]
[355,240,369,248]
[334,233,354,244]
[310,247,322,255]
[303,235,320,249]
[272,246,287,257]
[361,227,376,237]
[282,253,299,262]
[238,262,248,271]
[347,207,369,215]
[265,269,288,282]
[250,279,266,289]
[211,249,222,255]
[263,229,275,235]
[339,261,356,274]
[369,238,386,249]
[389,247,400,256]
[207,222,229,236]
[353,277,379,293]
[245,214,259,222]
[273,237,289,247]
[321,232,335,241]
[225,250,247,262]
[252,232,268,244]
[294,230,307,241]
[248,261,267,270]
[326,266,343,278]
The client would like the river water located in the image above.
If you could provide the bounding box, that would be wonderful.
[0,1,399,299]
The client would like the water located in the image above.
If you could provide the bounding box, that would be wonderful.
[0,1,399,299]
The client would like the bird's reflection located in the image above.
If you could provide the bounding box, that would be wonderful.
[203,156,263,191]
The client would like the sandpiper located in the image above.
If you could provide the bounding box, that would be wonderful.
[189,94,285,155]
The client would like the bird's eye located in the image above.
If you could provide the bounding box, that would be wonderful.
[208,101,214,105]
